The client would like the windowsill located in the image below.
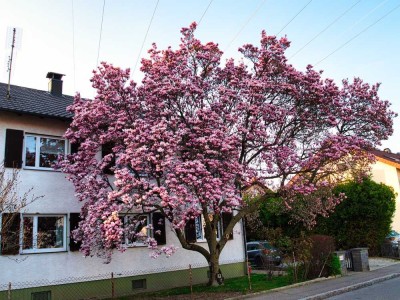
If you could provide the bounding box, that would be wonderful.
[124,243,147,248]
[23,167,61,172]
[20,248,67,254]
[196,238,222,243]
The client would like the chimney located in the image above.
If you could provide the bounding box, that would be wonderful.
[46,72,65,96]
[384,148,392,153]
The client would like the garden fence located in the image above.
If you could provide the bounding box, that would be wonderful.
[0,260,248,300]
[381,241,400,258]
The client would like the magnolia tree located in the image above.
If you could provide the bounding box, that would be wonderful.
[60,23,396,285]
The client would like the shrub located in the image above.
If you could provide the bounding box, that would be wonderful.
[307,235,336,279]
[328,254,342,276]
[316,178,396,255]
[286,232,313,283]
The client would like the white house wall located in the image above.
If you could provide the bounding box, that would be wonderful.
[0,111,245,286]
[370,160,400,231]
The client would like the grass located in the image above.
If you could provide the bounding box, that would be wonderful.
[114,273,293,299]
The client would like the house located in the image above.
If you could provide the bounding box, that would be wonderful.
[0,74,246,299]
[242,179,270,198]
[370,149,400,232]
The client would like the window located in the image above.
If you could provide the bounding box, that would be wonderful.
[120,213,166,246]
[21,215,67,253]
[24,134,67,169]
[4,130,67,170]
[195,215,221,242]
[185,212,233,243]
[121,214,150,246]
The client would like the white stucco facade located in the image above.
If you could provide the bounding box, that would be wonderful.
[0,111,245,288]
[370,159,400,232]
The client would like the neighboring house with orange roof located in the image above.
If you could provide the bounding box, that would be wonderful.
[242,180,271,199]
[370,149,400,231]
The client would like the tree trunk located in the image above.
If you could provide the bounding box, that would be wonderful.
[208,253,223,286]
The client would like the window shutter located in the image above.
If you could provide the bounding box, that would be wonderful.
[101,142,115,175]
[152,212,166,245]
[222,212,234,240]
[184,218,196,243]
[70,142,80,154]
[4,129,23,168]
[69,213,82,252]
[1,213,21,255]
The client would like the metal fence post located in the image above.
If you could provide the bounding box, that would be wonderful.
[7,282,11,300]
[111,272,115,299]
[247,258,252,291]
[189,264,193,299]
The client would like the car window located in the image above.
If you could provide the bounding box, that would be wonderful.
[247,244,255,251]
[247,242,277,251]
[262,242,273,250]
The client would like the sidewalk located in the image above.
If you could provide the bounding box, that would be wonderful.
[230,259,400,300]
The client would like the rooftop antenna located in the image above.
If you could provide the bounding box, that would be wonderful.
[5,27,22,99]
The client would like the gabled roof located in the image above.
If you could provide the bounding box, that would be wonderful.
[0,82,74,120]
[242,180,273,198]
[371,149,400,169]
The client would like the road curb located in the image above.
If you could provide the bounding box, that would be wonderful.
[227,272,400,300]
[225,275,339,300]
[300,272,400,300]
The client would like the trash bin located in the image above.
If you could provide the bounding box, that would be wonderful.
[350,248,370,272]
[333,250,348,275]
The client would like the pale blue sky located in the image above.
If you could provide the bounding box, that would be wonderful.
[1,0,399,150]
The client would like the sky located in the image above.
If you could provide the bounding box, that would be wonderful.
[0,0,399,151]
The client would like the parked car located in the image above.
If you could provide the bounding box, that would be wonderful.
[246,241,282,268]
[385,230,400,249]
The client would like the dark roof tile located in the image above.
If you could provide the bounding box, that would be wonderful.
[0,82,74,120]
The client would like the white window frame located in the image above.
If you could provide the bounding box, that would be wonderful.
[195,215,221,243]
[23,134,68,170]
[21,214,67,254]
[121,214,151,247]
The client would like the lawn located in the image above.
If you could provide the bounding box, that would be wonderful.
[114,273,292,299]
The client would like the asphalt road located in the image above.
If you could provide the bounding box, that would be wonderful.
[328,277,400,300]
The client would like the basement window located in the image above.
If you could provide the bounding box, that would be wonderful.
[132,279,146,290]
[31,291,51,300]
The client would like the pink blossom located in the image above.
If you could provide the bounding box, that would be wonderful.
[60,23,396,266]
